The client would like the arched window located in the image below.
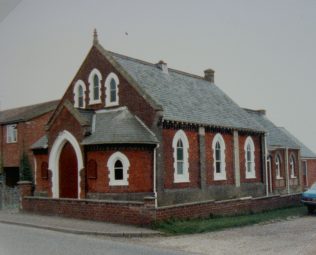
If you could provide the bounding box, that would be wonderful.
[73,80,86,108]
[93,75,99,100]
[290,155,296,178]
[107,152,130,186]
[244,136,255,179]
[105,72,119,107]
[88,68,102,104]
[275,154,282,179]
[212,133,226,180]
[172,130,189,183]
[114,160,123,180]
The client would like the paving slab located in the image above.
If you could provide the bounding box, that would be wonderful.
[0,209,161,237]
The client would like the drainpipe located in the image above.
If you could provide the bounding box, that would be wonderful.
[269,158,273,194]
[264,134,269,196]
[285,147,290,194]
[153,144,158,208]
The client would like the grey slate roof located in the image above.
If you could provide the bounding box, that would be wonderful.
[0,100,59,124]
[244,109,300,149]
[279,127,316,159]
[104,50,265,133]
[82,108,158,145]
[31,135,48,150]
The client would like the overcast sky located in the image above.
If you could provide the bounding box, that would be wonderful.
[1,0,316,152]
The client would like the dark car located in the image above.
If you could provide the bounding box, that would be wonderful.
[301,183,316,213]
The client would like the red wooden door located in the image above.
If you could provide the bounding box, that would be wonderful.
[59,142,78,198]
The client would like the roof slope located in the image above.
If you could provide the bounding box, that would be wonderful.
[244,109,299,149]
[82,108,158,145]
[279,127,316,159]
[0,100,59,124]
[31,135,48,150]
[100,50,264,133]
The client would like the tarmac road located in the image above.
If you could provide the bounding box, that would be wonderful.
[0,223,196,255]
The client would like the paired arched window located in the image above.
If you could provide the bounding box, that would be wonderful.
[275,154,282,179]
[107,152,130,186]
[212,133,226,180]
[244,136,255,179]
[172,130,189,183]
[290,155,296,178]
[105,72,119,106]
[88,68,102,104]
[73,80,86,108]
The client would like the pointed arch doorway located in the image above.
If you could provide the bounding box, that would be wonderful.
[49,130,83,199]
[59,142,78,198]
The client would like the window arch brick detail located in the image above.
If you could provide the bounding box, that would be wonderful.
[212,133,226,180]
[172,130,190,183]
[107,152,130,186]
[244,136,256,179]
[105,72,120,107]
[88,68,102,105]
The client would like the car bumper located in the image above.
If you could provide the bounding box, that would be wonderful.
[301,199,316,206]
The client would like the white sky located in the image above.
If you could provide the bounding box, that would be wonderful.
[1,0,316,152]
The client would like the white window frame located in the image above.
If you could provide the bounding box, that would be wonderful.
[105,72,119,107]
[6,124,17,143]
[73,80,86,108]
[107,152,130,186]
[88,68,102,105]
[212,133,226,180]
[172,130,189,183]
[244,136,256,179]
[289,155,296,178]
[275,154,283,179]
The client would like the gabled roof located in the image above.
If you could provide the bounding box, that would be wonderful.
[244,109,300,149]
[279,127,316,159]
[82,107,158,145]
[0,100,59,124]
[31,135,48,150]
[95,43,264,133]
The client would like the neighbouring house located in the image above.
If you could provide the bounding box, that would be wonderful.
[244,109,316,193]
[17,31,306,225]
[279,127,316,188]
[0,100,59,187]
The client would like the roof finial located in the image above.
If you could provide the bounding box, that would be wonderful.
[93,28,98,45]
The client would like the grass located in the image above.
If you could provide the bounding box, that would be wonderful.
[153,206,307,235]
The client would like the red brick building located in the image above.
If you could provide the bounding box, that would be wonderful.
[15,32,311,224]
[0,100,58,186]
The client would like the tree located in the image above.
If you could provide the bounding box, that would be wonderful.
[20,153,33,183]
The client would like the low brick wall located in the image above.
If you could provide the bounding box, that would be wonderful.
[21,193,301,225]
[21,197,152,225]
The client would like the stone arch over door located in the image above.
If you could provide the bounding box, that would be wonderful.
[49,130,83,198]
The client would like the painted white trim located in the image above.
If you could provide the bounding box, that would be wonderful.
[88,68,102,105]
[48,130,83,198]
[244,136,256,179]
[172,130,190,183]
[73,80,86,108]
[105,72,119,107]
[212,133,226,180]
[107,151,130,186]
[6,124,17,143]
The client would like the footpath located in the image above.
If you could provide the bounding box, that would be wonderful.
[0,209,161,237]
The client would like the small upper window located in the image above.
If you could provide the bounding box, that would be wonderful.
[73,80,86,108]
[107,152,130,186]
[172,130,189,183]
[6,124,17,143]
[290,155,296,178]
[275,154,282,179]
[105,72,119,107]
[88,68,102,104]
[212,133,226,180]
[244,136,255,179]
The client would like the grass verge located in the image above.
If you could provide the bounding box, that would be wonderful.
[153,206,307,235]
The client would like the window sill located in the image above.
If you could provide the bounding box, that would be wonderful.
[89,99,102,105]
[109,182,129,186]
[214,174,227,181]
[276,176,284,180]
[290,176,297,179]
[106,102,119,107]
[174,176,190,183]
